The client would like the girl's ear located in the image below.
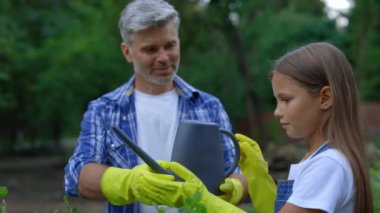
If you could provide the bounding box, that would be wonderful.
[320,86,333,110]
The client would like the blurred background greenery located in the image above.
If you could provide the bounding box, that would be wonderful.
[0,0,379,211]
[1,0,380,152]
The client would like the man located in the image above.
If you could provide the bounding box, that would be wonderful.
[64,0,247,212]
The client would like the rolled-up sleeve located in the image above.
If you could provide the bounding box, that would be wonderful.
[64,102,108,196]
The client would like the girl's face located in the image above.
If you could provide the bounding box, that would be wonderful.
[272,72,325,142]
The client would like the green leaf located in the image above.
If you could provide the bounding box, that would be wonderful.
[70,206,78,213]
[179,192,207,213]
[0,187,8,199]
[63,195,68,202]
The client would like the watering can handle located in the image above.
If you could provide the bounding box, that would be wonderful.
[220,129,240,177]
[111,126,182,180]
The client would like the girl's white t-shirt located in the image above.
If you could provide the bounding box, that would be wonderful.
[134,89,179,213]
[287,148,355,213]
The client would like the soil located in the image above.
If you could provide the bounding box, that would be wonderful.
[0,155,103,213]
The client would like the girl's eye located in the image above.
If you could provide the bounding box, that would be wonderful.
[280,97,291,103]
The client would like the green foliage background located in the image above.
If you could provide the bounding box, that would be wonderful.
[0,0,379,153]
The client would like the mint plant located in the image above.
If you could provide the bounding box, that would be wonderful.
[155,206,167,213]
[63,195,78,213]
[0,186,8,213]
[153,192,206,213]
[179,192,206,213]
[371,161,380,212]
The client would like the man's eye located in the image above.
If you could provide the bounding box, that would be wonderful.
[143,47,157,53]
[165,42,177,50]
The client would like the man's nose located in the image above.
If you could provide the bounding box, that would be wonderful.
[157,48,169,61]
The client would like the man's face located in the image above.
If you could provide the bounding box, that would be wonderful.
[121,22,180,93]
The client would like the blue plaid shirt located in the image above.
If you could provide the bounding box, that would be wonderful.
[64,75,236,213]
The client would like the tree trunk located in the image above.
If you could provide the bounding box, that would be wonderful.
[223,21,269,148]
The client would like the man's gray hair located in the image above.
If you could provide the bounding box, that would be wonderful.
[118,0,180,44]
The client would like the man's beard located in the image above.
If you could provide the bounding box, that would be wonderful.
[136,61,179,86]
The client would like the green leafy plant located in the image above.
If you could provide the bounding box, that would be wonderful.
[179,192,206,213]
[63,195,78,213]
[0,186,8,213]
[154,192,207,213]
[155,206,167,213]
[371,161,380,212]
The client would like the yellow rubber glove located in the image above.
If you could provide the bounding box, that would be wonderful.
[100,165,174,205]
[138,161,246,213]
[236,133,276,213]
[218,178,244,205]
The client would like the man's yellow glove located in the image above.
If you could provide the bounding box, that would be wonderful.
[236,133,276,213]
[218,178,244,205]
[138,161,246,213]
[100,164,174,205]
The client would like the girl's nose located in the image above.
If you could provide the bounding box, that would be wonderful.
[274,105,281,117]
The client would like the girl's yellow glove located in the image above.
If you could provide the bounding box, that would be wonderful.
[235,133,276,213]
[218,178,244,205]
[138,161,246,212]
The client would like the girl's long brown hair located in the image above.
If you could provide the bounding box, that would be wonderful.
[273,42,373,213]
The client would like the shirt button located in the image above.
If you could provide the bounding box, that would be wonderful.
[111,144,115,148]
[122,116,127,120]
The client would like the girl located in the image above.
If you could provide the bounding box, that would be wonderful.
[130,42,374,213]
[271,42,373,213]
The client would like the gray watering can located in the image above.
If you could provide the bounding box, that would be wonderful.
[171,120,240,195]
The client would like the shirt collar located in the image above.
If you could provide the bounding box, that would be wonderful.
[173,75,199,99]
[105,75,200,102]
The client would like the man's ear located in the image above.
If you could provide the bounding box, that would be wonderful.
[121,42,133,63]
[320,86,333,110]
